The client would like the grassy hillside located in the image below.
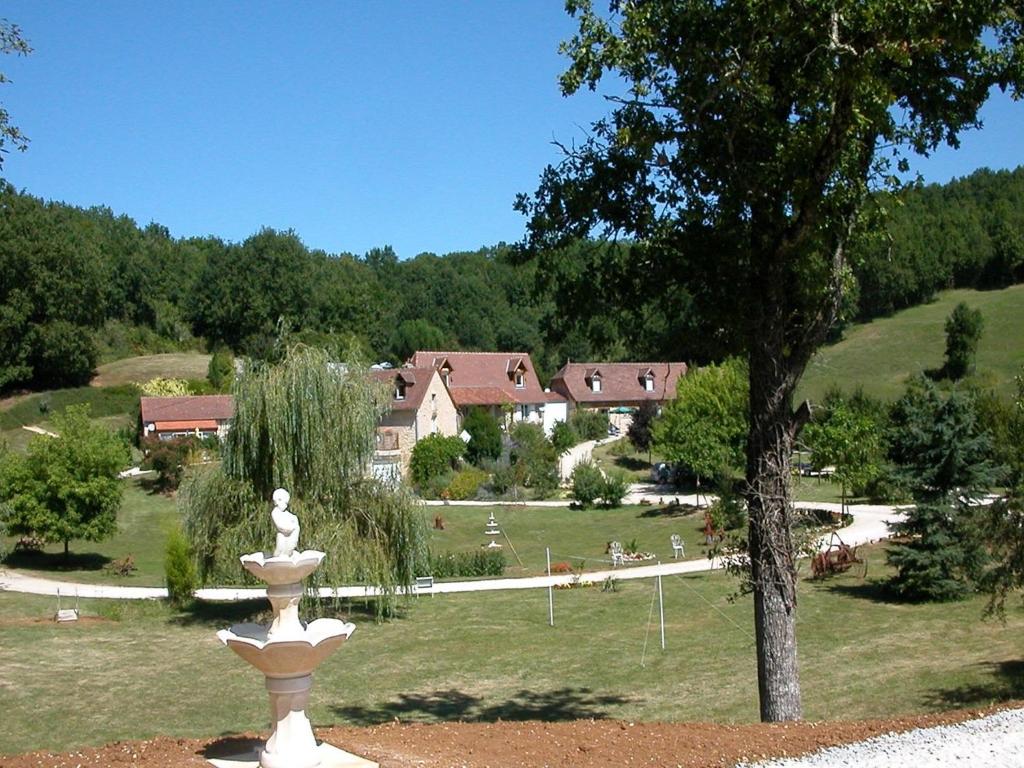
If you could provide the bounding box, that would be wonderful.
[91,352,212,387]
[799,285,1024,404]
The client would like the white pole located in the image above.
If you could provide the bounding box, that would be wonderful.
[546,546,554,627]
[657,568,666,651]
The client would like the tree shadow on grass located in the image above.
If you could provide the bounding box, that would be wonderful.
[329,686,634,725]
[170,595,392,627]
[612,455,650,473]
[637,503,699,519]
[822,578,902,605]
[924,660,1024,709]
[169,597,270,627]
[2,549,111,572]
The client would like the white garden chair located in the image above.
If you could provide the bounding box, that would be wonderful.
[609,540,624,567]
[670,534,684,559]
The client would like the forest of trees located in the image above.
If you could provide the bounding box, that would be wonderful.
[2,166,1023,394]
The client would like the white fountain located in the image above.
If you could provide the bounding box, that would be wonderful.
[211,488,377,768]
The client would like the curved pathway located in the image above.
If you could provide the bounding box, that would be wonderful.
[0,502,903,602]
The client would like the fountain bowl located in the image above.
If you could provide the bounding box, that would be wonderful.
[240,550,326,585]
[217,618,354,678]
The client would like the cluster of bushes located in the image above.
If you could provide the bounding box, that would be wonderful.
[570,460,629,509]
[410,420,562,501]
[569,409,610,441]
[427,548,506,578]
[142,436,219,492]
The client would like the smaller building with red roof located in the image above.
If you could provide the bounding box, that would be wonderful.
[139,395,235,441]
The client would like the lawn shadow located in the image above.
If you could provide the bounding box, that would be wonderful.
[171,595,391,627]
[170,598,270,627]
[2,549,112,572]
[637,503,700,519]
[924,659,1024,708]
[612,455,650,473]
[822,579,898,604]
[329,686,634,725]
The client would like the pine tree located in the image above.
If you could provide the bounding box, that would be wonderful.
[886,377,996,601]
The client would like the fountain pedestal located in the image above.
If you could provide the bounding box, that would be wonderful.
[210,490,377,768]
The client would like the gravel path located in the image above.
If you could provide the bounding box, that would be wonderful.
[742,707,1024,767]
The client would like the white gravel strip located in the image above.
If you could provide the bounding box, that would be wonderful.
[740,707,1024,767]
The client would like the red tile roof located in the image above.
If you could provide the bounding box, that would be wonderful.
[406,350,548,406]
[370,367,438,412]
[140,395,234,424]
[550,362,687,406]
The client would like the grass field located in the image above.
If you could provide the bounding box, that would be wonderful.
[1,545,1022,755]
[799,284,1024,404]
[1,477,180,586]
[428,503,711,574]
[0,385,140,431]
[91,352,212,387]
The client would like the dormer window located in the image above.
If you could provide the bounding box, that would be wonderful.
[514,371,525,389]
[440,367,451,386]
[585,368,603,393]
[591,377,602,393]
[644,375,654,392]
[395,379,406,400]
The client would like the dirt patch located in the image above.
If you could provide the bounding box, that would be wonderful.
[2,705,1018,768]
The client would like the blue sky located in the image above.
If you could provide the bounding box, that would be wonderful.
[2,2,1023,259]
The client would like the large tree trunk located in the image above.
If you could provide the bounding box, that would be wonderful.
[747,338,802,721]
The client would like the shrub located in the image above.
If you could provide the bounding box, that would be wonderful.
[462,407,502,465]
[427,549,506,578]
[570,409,609,441]
[143,438,197,492]
[141,377,192,397]
[207,348,235,391]
[410,434,465,486]
[445,466,488,500]
[550,419,578,454]
[571,460,605,508]
[600,471,630,508]
[509,422,559,494]
[709,483,747,530]
[421,470,455,500]
[165,525,197,607]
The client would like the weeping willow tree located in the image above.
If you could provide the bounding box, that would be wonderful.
[181,345,427,616]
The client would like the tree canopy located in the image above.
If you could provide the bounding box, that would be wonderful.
[653,358,748,484]
[0,405,130,556]
[0,20,31,169]
[516,0,1023,721]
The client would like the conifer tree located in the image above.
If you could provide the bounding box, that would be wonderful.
[886,377,996,601]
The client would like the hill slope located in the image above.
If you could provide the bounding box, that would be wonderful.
[798,284,1024,403]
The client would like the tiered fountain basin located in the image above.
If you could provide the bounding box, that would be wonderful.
[212,548,374,768]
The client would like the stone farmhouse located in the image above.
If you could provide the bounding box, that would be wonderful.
[405,350,568,435]
[370,366,459,480]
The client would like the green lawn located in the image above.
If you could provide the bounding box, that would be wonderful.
[1,477,180,585]
[91,352,212,386]
[799,284,1024,404]
[429,503,711,575]
[0,384,141,431]
[2,545,1022,756]
[591,439,666,482]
